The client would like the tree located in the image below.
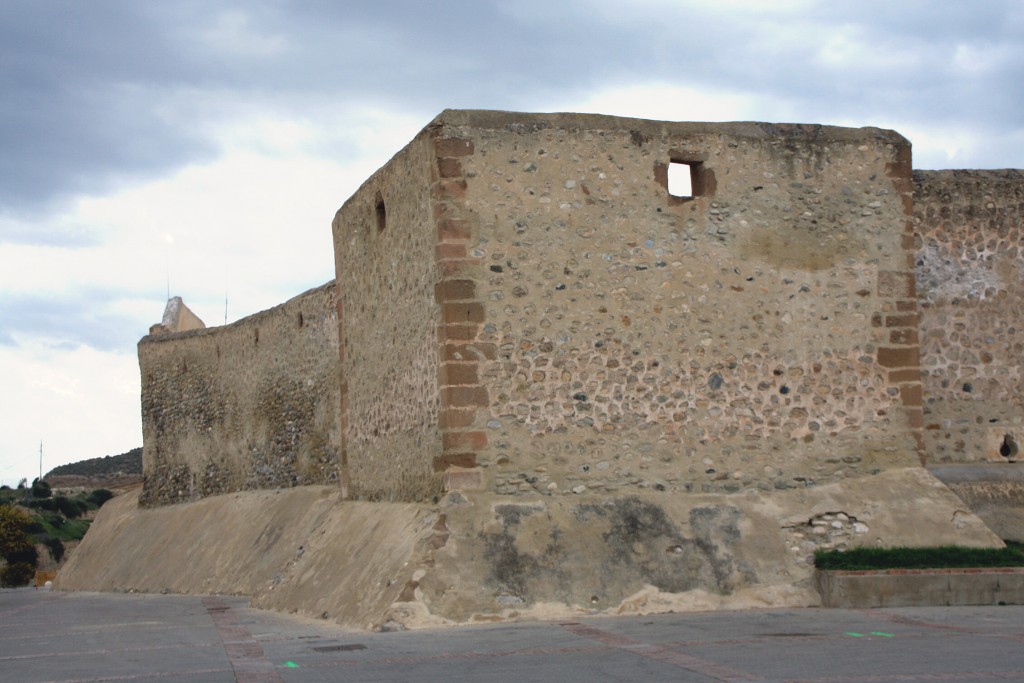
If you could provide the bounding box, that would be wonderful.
[31,478,52,499]
[0,504,38,587]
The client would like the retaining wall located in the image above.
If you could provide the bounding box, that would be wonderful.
[816,567,1024,608]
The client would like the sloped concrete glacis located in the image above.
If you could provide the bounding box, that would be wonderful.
[56,468,1001,630]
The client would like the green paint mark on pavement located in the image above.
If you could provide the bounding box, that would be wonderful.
[283,661,300,668]
[871,632,894,637]
[845,632,865,637]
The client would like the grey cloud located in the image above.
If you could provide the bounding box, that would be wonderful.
[2,0,1023,229]
[0,2,218,219]
[0,212,104,247]
[0,290,155,353]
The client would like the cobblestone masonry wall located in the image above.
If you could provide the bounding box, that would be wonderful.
[138,283,340,506]
[915,170,1024,464]
[332,132,445,501]
[429,111,924,497]
[144,112,1024,505]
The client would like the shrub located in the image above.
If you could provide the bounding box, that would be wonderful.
[0,488,21,506]
[26,496,89,518]
[38,534,65,563]
[815,544,1024,570]
[0,504,38,587]
[53,496,85,519]
[88,489,114,507]
[31,479,52,499]
[1,562,35,587]
[25,498,58,512]
[0,505,35,556]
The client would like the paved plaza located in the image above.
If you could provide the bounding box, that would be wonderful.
[1,588,1022,682]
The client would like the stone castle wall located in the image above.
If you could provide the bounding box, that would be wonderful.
[429,112,923,497]
[138,283,340,505]
[332,133,446,502]
[915,170,1024,464]
[136,111,1024,507]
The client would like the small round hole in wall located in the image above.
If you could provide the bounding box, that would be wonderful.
[999,434,1018,459]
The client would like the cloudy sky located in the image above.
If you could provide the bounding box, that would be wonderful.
[1,0,1022,485]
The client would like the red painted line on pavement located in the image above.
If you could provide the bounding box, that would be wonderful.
[0,642,220,662]
[0,592,66,620]
[863,611,977,634]
[865,610,1024,643]
[297,644,610,670]
[560,621,758,682]
[0,623,191,644]
[786,671,1024,682]
[559,622,638,647]
[33,667,233,683]
[203,596,284,683]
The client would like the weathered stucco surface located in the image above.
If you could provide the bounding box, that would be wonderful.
[58,468,998,629]
[915,170,1024,464]
[56,487,434,629]
[138,283,340,505]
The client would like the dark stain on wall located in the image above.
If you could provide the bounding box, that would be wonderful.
[479,498,756,608]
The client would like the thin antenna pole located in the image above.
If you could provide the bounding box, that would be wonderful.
[39,440,42,481]
[166,254,170,300]
[224,292,228,325]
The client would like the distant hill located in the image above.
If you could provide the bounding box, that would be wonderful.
[46,447,142,479]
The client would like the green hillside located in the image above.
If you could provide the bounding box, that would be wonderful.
[45,447,142,479]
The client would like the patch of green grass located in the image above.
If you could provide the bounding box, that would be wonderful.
[815,543,1024,570]
[0,486,112,547]
[34,512,91,543]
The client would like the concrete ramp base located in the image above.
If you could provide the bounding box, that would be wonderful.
[57,468,1002,630]
[55,487,434,630]
[929,464,1024,543]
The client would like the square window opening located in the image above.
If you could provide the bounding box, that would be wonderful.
[668,161,695,198]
